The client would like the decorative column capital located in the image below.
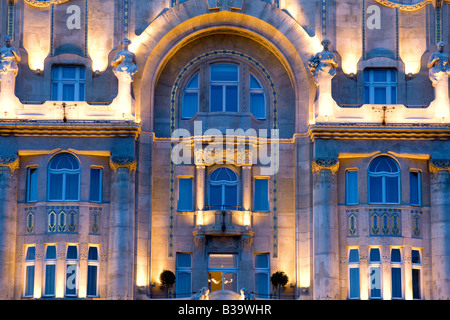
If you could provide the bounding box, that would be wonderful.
[429,159,450,174]
[0,155,19,173]
[109,155,137,173]
[312,158,339,175]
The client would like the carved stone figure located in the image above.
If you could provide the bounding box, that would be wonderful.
[110,38,139,118]
[0,35,21,76]
[427,41,450,86]
[308,39,339,121]
[308,39,338,85]
[112,38,139,81]
[0,35,22,115]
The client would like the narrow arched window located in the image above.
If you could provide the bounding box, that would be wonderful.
[368,156,400,204]
[48,153,80,201]
[208,167,239,210]
[181,73,199,119]
[250,74,266,119]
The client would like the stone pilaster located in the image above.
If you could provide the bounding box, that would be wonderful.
[429,159,450,299]
[0,155,19,299]
[312,158,339,300]
[107,155,136,299]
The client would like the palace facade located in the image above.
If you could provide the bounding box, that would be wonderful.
[0,0,449,300]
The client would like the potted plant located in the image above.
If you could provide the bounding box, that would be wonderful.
[160,270,176,298]
[271,271,288,299]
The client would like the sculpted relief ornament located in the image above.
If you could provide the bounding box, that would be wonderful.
[111,38,139,119]
[308,39,339,122]
[25,0,72,8]
[0,35,22,116]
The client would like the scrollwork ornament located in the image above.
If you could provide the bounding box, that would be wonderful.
[25,0,72,8]
[109,155,137,173]
[312,158,339,186]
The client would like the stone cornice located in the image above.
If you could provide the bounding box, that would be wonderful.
[374,0,450,11]
[0,120,141,140]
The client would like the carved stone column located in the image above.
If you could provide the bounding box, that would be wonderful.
[0,155,19,299]
[429,160,450,299]
[312,158,339,300]
[107,156,136,299]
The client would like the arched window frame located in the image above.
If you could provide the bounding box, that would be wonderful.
[207,166,240,210]
[179,57,269,121]
[368,156,401,204]
[47,152,81,201]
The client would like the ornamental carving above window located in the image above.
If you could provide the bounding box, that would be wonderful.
[25,0,72,8]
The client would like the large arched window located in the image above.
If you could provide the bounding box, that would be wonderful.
[180,59,268,120]
[48,153,80,201]
[208,167,239,210]
[368,156,400,204]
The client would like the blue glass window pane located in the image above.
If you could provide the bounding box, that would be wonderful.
[410,171,420,205]
[177,253,192,268]
[87,265,98,296]
[211,86,223,111]
[346,170,359,205]
[62,84,75,101]
[66,245,78,260]
[176,272,191,298]
[46,246,57,260]
[225,185,238,208]
[391,249,401,263]
[390,69,397,82]
[364,71,370,83]
[62,67,76,79]
[25,266,35,296]
[255,273,269,298]
[90,168,102,202]
[44,264,56,295]
[26,247,36,261]
[349,268,360,298]
[412,269,421,299]
[209,185,222,209]
[255,254,269,269]
[348,249,359,263]
[50,153,80,170]
[385,176,399,203]
[182,92,198,119]
[27,168,38,202]
[369,266,382,298]
[364,86,370,104]
[369,248,381,262]
[373,70,387,83]
[65,173,79,201]
[391,268,402,298]
[412,250,421,264]
[374,87,386,104]
[88,247,98,261]
[250,93,265,119]
[211,64,238,82]
[369,176,383,203]
[210,168,237,182]
[186,74,198,89]
[369,156,398,173]
[52,67,59,80]
[49,173,63,200]
[52,83,59,100]
[79,83,85,101]
[250,75,262,89]
[225,86,238,112]
[65,265,77,295]
[391,87,397,104]
[254,179,269,212]
[178,178,193,211]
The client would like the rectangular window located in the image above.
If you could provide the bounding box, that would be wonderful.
[176,253,192,298]
[65,245,78,297]
[24,246,35,298]
[348,248,360,299]
[410,171,421,206]
[412,249,422,299]
[369,247,382,299]
[87,246,99,297]
[254,253,270,299]
[27,167,39,202]
[44,245,57,297]
[210,64,239,112]
[177,178,194,212]
[364,69,397,104]
[89,167,103,203]
[345,170,359,205]
[391,248,402,299]
[51,66,86,101]
[254,178,269,212]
